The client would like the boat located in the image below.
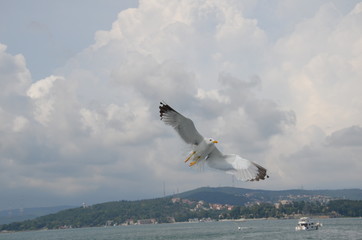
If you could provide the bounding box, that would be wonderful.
[295,217,322,231]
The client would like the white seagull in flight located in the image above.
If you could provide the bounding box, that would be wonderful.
[159,102,269,182]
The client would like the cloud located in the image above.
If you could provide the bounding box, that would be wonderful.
[326,125,362,147]
[0,0,362,209]
[267,2,362,132]
[277,126,362,189]
[259,3,362,191]
[26,75,63,125]
[0,44,31,98]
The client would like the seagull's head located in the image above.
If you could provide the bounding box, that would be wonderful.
[207,138,218,144]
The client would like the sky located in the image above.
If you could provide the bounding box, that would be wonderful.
[0,0,361,210]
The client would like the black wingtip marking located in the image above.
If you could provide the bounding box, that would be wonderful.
[250,163,268,182]
[159,102,177,119]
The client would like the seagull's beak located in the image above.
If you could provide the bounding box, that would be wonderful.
[213,140,218,143]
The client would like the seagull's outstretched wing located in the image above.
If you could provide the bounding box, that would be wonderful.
[206,147,268,181]
[159,102,204,145]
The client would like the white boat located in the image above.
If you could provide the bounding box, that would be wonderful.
[295,217,322,231]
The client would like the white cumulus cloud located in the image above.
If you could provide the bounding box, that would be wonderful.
[0,0,361,209]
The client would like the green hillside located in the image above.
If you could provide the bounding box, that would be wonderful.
[1,187,361,232]
[0,197,219,231]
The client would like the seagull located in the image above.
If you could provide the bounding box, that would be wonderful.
[159,102,268,181]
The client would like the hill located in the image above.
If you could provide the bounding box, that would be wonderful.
[1,187,361,232]
[0,198,213,231]
[175,187,362,205]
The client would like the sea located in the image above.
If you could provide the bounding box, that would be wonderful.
[0,218,361,240]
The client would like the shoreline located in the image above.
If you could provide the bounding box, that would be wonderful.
[2,216,362,234]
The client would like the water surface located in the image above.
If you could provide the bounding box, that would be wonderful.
[1,218,361,240]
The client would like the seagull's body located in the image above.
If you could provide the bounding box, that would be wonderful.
[159,102,268,182]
